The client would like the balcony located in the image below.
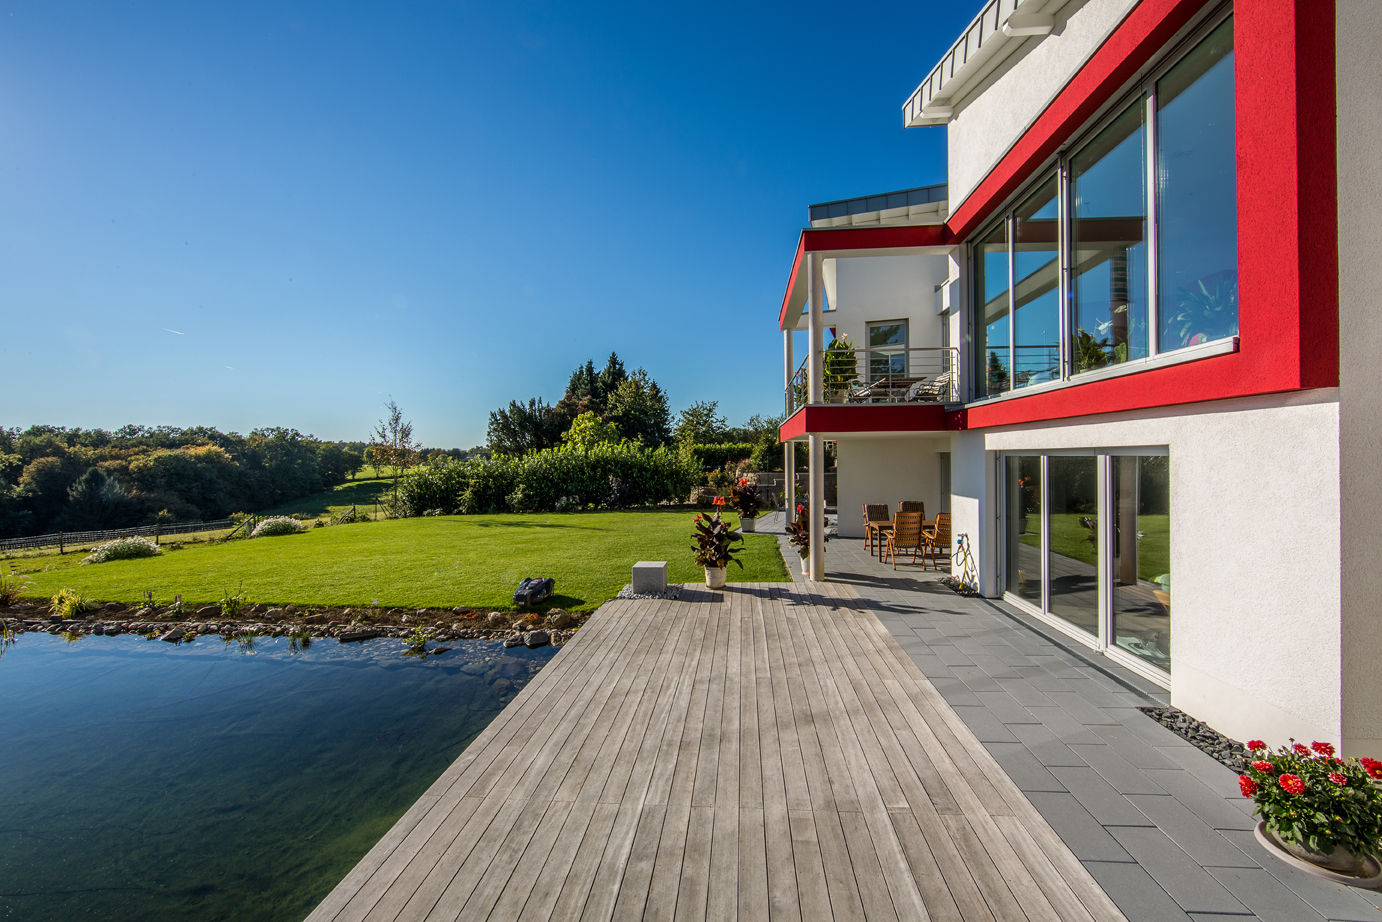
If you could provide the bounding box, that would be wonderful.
[786,345,959,416]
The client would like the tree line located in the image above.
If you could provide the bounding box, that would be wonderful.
[0,425,368,538]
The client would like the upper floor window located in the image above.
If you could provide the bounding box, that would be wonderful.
[970,13,1235,399]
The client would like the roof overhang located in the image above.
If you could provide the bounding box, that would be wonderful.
[778,404,960,441]
[902,0,1063,128]
[777,224,955,331]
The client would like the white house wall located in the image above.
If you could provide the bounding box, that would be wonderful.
[980,392,1344,751]
[836,437,950,539]
[827,253,950,351]
[949,430,995,595]
[1336,0,1382,757]
[946,0,1139,209]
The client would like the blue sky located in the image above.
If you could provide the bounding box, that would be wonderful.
[2,1,975,448]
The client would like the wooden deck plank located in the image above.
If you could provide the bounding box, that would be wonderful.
[310,582,1127,922]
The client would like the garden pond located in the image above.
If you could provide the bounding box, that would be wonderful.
[0,630,554,921]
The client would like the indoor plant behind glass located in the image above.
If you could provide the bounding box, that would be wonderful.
[692,511,742,589]
[1238,738,1382,885]
[730,477,763,532]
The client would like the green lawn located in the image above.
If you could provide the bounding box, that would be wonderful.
[1019,513,1169,580]
[10,511,788,612]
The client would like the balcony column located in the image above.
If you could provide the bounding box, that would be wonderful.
[807,252,826,580]
[783,328,796,515]
[807,253,824,404]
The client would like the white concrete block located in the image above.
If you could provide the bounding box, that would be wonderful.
[632,561,668,594]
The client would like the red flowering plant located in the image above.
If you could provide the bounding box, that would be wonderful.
[691,511,743,569]
[728,477,763,521]
[1238,738,1382,862]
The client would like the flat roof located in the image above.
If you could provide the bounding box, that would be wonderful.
[808,183,948,228]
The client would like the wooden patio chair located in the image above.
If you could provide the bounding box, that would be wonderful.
[862,504,892,555]
[920,512,952,570]
[898,500,925,518]
[885,512,926,569]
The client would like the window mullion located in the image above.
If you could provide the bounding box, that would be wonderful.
[1145,87,1160,356]
[1007,214,1016,392]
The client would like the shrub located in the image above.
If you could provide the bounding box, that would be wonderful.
[688,442,754,473]
[251,516,306,538]
[1,569,30,606]
[220,584,248,619]
[1239,738,1382,860]
[83,536,163,565]
[49,587,95,618]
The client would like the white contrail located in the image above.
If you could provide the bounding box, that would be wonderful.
[162,328,184,335]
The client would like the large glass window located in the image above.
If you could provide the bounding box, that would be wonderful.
[1072,103,1149,372]
[1004,456,1043,606]
[1157,17,1236,351]
[974,224,1010,398]
[867,320,908,382]
[1112,456,1171,670]
[1003,450,1171,679]
[970,15,1234,396]
[1013,178,1061,387]
[1047,456,1100,635]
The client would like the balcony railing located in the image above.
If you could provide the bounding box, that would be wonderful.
[787,346,959,414]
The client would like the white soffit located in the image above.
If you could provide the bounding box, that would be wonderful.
[902,0,1065,128]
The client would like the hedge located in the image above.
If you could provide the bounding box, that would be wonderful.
[399,443,700,515]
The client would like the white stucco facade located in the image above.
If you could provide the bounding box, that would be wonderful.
[826,254,951,352]
[946,0,1139,208]
[835,436,951,539]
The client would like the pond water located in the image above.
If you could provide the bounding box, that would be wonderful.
[0,631,554,922]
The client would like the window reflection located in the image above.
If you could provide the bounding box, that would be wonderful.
[1157,18,1237,351]
[975,224,1010,397]
[1072,103,1149,373]
[1005,456,1043,606]
[1013,178,1061,387]
[1112,456,1171,670]
[1047,456,1099,636]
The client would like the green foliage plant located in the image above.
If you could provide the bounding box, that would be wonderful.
[220,583,248,619]
[49,587,94,619]
[822,336,860,400]
[0,568,30,606]
[691,511,743,570]
[82,536,163,565]
[1238,738,1382,863]
[251,516,306,538]
[561,412,624,451]
[729,477,763,520]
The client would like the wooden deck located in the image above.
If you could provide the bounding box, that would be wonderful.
[308,583,1126,922]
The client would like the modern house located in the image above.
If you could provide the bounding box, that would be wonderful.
[778,0,1382,756]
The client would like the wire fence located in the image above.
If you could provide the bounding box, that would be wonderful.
[0,519,237,555]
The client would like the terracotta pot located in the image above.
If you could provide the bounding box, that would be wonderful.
[704,566,726,589]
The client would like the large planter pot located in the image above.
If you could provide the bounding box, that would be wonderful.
[740,516,756,533]
[704,566,726,589]
[799,555,810,577]
[1254,822,1382,888]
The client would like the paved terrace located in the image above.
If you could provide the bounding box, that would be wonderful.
[310,523,1382,922]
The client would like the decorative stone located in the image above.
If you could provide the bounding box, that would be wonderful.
[487,612,507,627]
[524,630,551,648]
[545,611,574,629]
[503,635,524,648]
[632,561,668,594]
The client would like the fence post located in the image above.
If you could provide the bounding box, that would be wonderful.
[59,532,64,555]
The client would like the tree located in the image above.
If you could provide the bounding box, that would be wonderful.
[371,400,420,513]
[674,400,728,445]
[606,369,671,446]
[561,411,623,450]
[61,467,134,529]
[556,351,627,422]
[487,398,567,456]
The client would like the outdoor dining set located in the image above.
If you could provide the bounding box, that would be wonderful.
[863,502,951,570]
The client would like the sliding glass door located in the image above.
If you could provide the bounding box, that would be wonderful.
[1002,450,1171,678]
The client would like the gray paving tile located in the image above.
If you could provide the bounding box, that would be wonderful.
[901,653,953,680]
[1108,826,1247,914]
[967,651,1024,677]
[1042,691,1123,726]
[974,689,1041,725]
[1069,743,1168,795]
[1027,792,1133,862]
[1155,743,1250,797]
[1009,723,1088,768]
[1083,859,1195,921]
[1025,706,1104,745]
[950,665,1004,693]
[1205,866,1338,922]
[948,705,1019,743]
[1050,766,1156,826]
[1103,708,1192,746]
[1060,675,1125,703]
[1141,769,1256,830]
[929,643,976,667]
[992,676,1057,707]
[983,741,1069,792]
[925,676,983,707]
[1125,795,1258,868]
[1091,725,1184,769]
[1216,831,1382,921]
[1189,915,1270,921]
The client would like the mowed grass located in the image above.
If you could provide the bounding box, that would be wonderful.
[259,477,392,519]
[12,511,789,612]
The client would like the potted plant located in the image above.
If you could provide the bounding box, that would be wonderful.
[730,477,763,532]
[692,511,742,589]
[784,505,812,576]
[1238,738,1382,885]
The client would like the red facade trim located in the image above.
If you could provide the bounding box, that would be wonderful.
[779,403,949,441]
